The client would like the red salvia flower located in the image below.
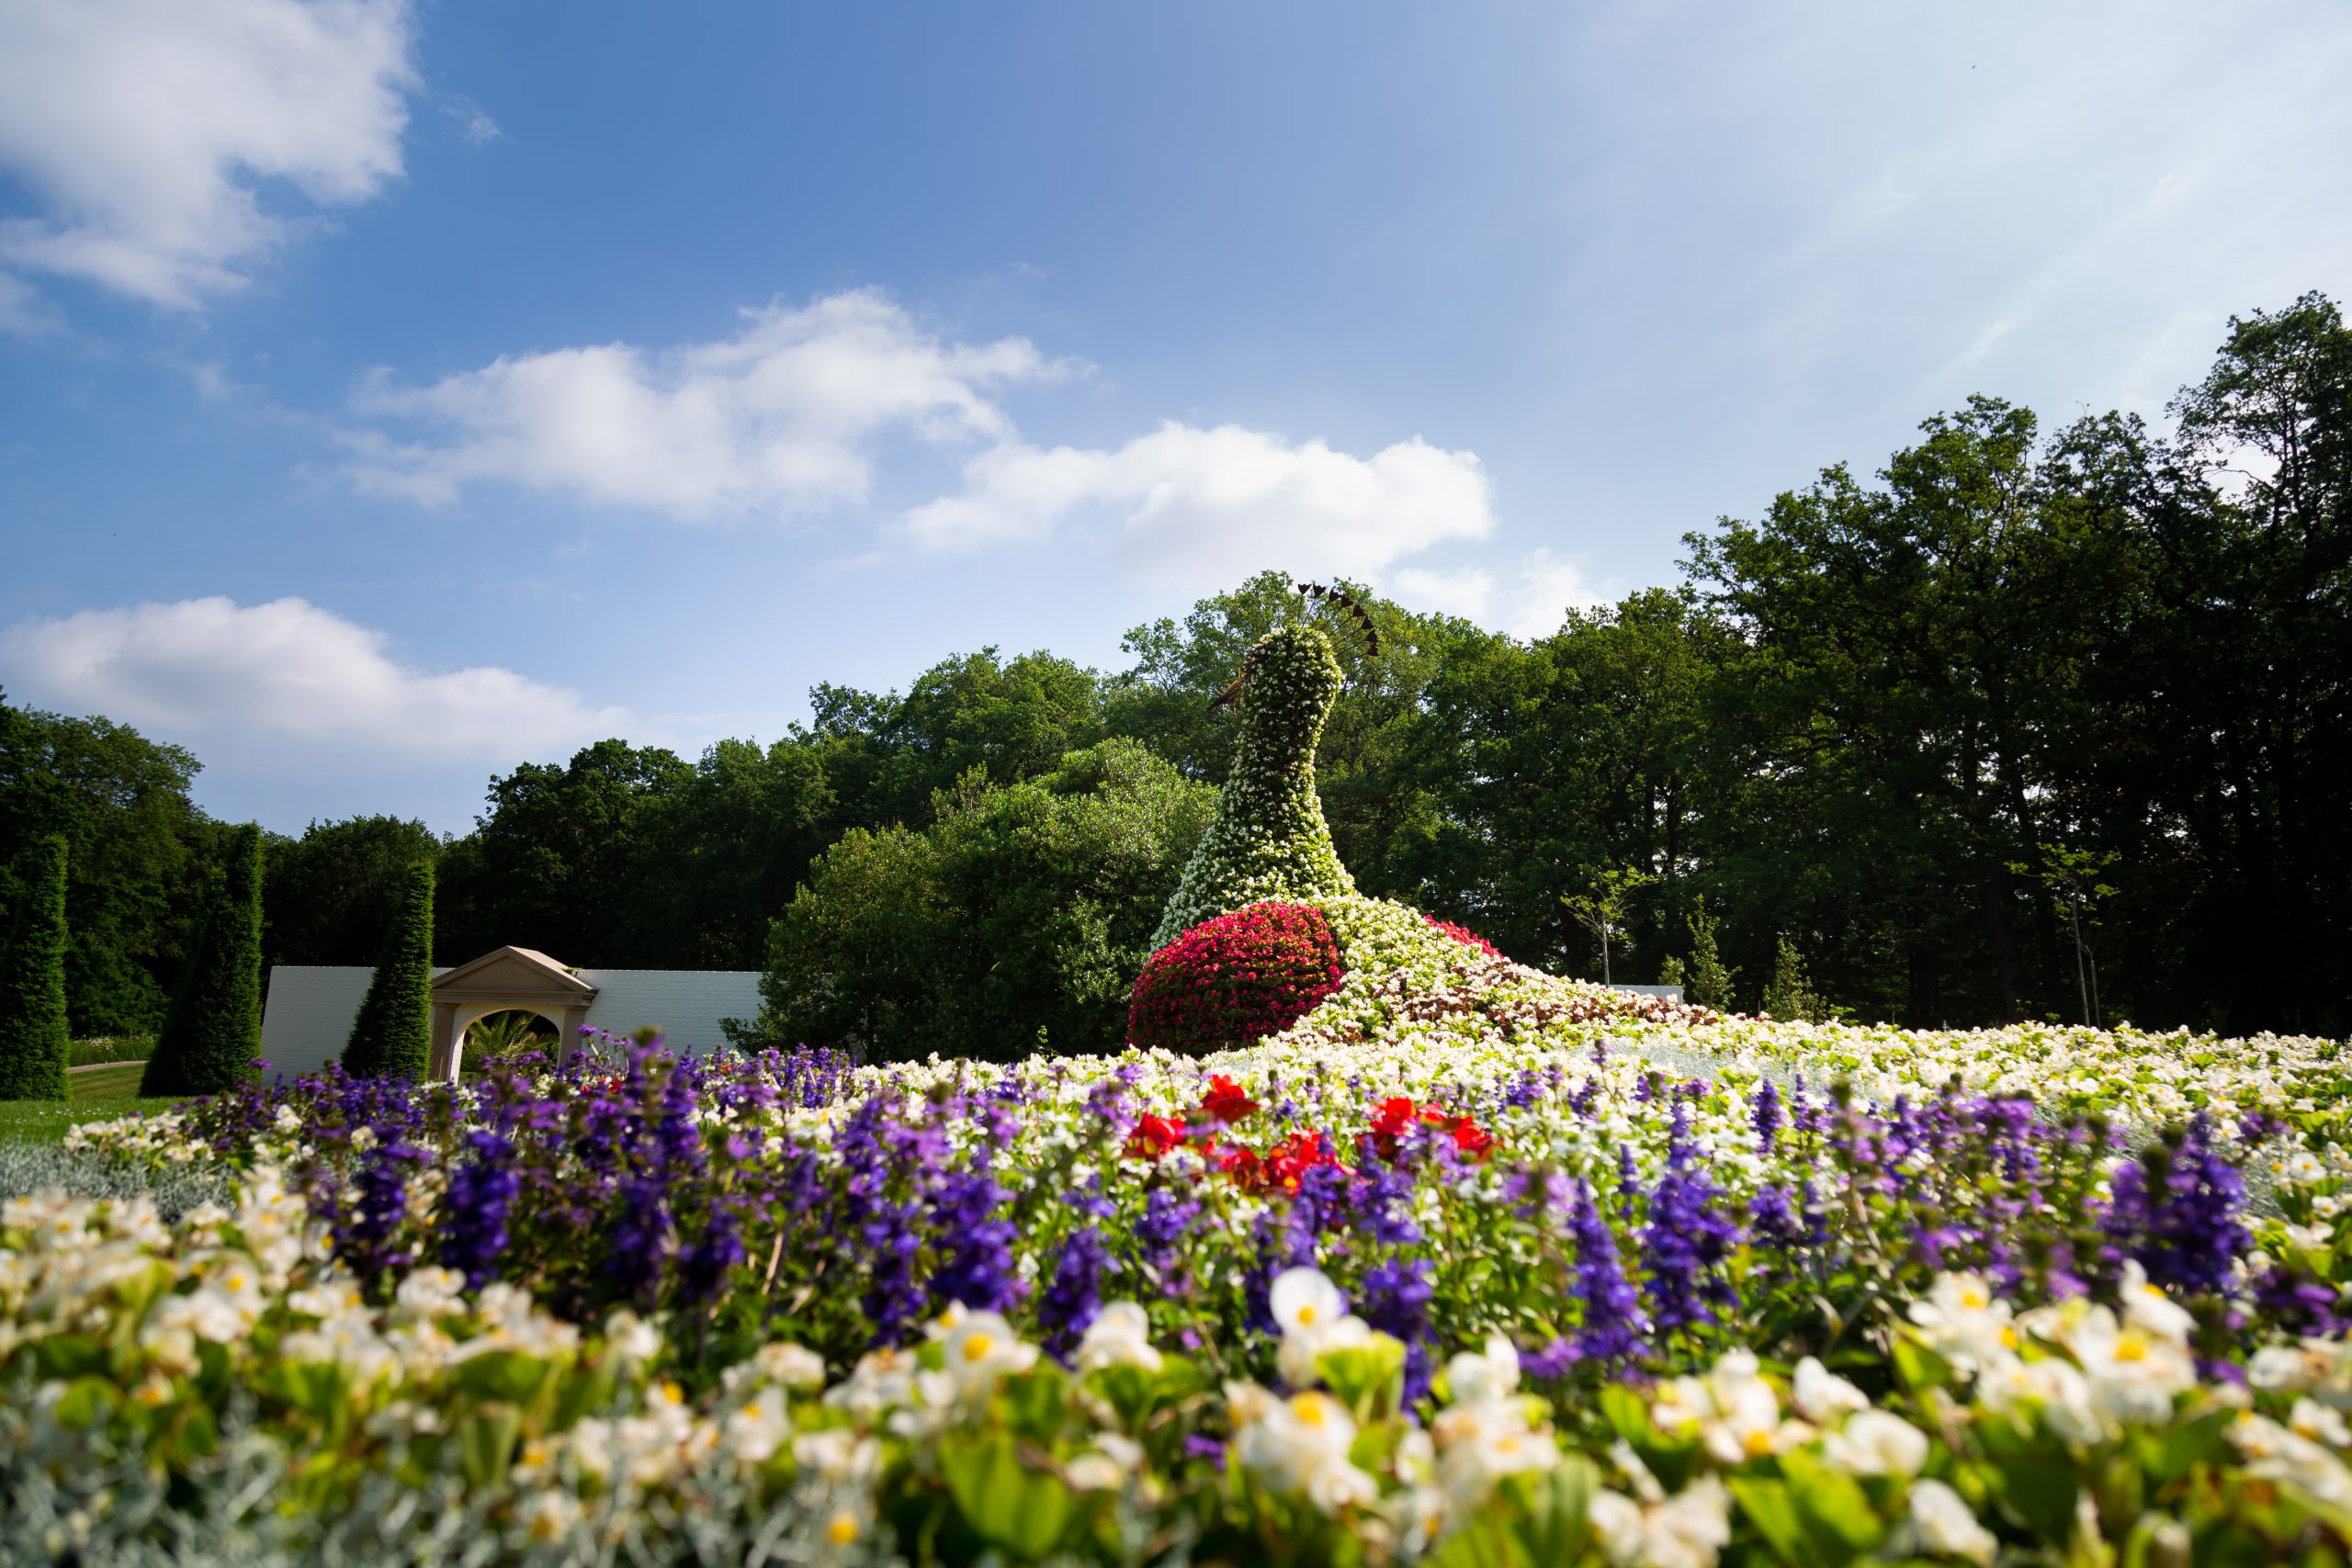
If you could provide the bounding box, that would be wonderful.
[1198,1074,1261,1124]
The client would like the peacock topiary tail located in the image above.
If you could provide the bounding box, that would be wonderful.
[1151,623,1356,949]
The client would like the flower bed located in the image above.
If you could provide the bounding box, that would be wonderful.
[8,982,2352,1564]
[1128,901,1346,1055]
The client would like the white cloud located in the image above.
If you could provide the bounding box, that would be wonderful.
[0,596,631,768]
[0,0,417,309]
[903,422,1497,593]
[342,289,1061,515]
[1389,547,1608,640]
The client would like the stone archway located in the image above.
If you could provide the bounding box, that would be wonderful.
[427,947,598,1081]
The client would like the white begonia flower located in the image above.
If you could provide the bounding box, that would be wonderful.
[2064,1306,2198,1427]
[1821,1409,1928,1477]
[1269,1266,1375,1386]
[825,1347,921,1421]
[2284,1151,2327,1185]
[1976,1354,2105,1445]
[1270,1266,1346,1338]
[753,1340,827,1390]
[1906,1273,2019,1371]
[2290,1398,2352,1450]
[605,1309,662,1364]
[1589,1477,1734,1568]
[2115,1261,2198,1345]
[1235,1390,1380,1516]
[1792,1357,1870,1425]
[1076,1300,1164,1374]
[522,1489,582,1544]
[1445,1334,1521,1406]
[392,1265,468,1324]
[722,1386,793,1466]
[1906,1478,1996,1565]
[940,1309,1039,1397]
[792,1427,880,1483]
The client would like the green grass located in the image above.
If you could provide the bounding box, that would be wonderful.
[0,1062,182,1145]
[70,1033,157,1067]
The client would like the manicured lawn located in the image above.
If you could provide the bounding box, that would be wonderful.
[0,1063,179,1145]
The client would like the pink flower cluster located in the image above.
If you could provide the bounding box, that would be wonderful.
[1127,901,1345,1055]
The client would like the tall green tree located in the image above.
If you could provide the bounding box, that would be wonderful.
[0,835,72,1101]
[343,859,435,1080]
[141,823,264,1096]
[264,816,443,967]
[0,697,211,1033]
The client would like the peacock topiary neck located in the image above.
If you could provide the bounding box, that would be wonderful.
[1150,624,1356,949]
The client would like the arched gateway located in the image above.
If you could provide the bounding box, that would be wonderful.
[257,949,765,1082]
[426,946,598,1079]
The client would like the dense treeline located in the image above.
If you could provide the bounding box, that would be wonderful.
[2,292,2345,1044]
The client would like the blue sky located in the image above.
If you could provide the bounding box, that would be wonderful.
[3,0,2348,835]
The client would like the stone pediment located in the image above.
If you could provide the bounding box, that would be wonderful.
[429,945,599,1001]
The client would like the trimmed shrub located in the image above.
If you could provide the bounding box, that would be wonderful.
[1128,900,1343,1055]
[1421,913,1503,960]
[141,825,264,1097]
[0,836,72,1101]
[1152,625,1356,948]
[343,859,435,1080]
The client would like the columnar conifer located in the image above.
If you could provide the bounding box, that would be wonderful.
[343,859,435,1079]
[0,835,73,1101]
[142,824,265,1096]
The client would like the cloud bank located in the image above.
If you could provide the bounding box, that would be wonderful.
[0,0,419,310]
[0,596,632,769]
[343,289,1060,515]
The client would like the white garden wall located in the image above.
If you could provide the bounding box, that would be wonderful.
[257,964,763,1080]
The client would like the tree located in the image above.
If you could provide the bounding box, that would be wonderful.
[343,859,436,1079]
[1561,867,1657,986]
[0,835,72,1100]
[141,823,265,1096]
[0,697,211,1034]
[754,740,1215,1062]
[1760,934,1828,1023]
[264,816,442,967]
[1684,896,1738,1012]
[2009,843,2118,1027]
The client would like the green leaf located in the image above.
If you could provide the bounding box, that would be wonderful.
[1728,1476,1808,1565]
[1890,1336,1951,1393]
[459,1404,525,1486]
[941,1431,1075,1561]
[1318,1335,1407,1423]
[1780,1449,1886,1562]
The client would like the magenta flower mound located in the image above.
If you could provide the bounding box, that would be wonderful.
[1127,900,1345,1056]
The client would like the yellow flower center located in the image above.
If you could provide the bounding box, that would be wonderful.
[2114,1336,2148,1365]
[1296,1304,1319,1326]
[1295,1394,1330,1427]
[1959,1286,1988,1309]
[661,1381,684,1404]
[962,1333,995,1363]
[1744,1427,1776,1458]
[826,1511,861,1545]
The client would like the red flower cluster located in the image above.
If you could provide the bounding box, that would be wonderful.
[1422,913,1504,959]
[1367,1095,1497,1161]
[1127,901,1345,1055]
[1120,1076,1494,1189]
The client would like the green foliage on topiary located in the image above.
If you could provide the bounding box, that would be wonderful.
[0,836,72,1101]
[141,824,265,1097]
[1152,624,1358,948]
[343,859,436,1080]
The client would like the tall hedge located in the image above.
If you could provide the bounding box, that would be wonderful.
[343,859,435,1079]
[0,836,72,1101]
[141,823,265,1096]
